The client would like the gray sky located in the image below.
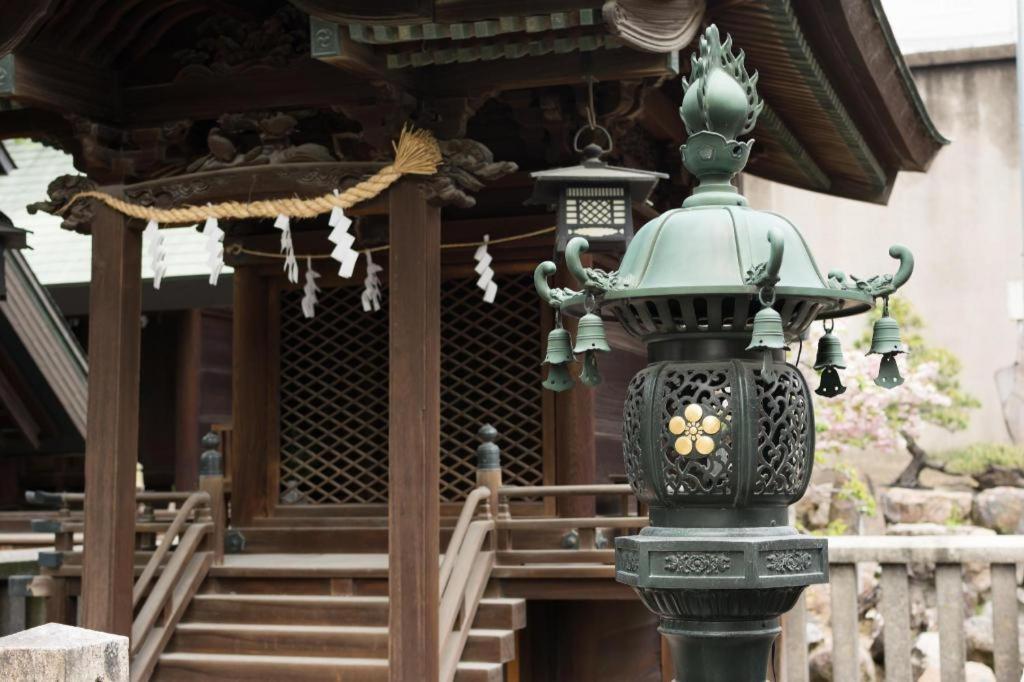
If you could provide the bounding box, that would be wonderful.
[883,0,1015,53]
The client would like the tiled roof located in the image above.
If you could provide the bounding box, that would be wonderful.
[0,139,231,286]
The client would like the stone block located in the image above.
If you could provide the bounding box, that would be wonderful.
[880,487,973,525]
[972,486,1024,534]
[0,622,128,681]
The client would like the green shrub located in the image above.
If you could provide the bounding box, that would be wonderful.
[931,442,1024,477]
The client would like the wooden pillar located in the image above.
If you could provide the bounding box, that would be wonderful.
[388,180,441,682]
[175,309,202,492]
[552,271,596,520]
[81,204,141,636]
[231,268,271,525]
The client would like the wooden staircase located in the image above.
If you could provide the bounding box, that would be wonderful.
[152,562,525,681]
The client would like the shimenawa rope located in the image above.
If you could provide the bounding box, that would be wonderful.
[56,126,442,223]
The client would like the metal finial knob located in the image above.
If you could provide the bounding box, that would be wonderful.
[476,424,500,470]
[199,430,223,477]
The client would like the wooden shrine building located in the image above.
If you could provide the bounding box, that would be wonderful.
[0,1,944,680]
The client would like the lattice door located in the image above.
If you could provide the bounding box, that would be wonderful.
[279,273,545,504]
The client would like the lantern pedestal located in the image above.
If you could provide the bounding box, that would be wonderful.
[616,527,826,681]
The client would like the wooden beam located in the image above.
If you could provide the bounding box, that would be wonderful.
[387,180,441,682]
[175,309,202,492]
[81,203,141,636]
[420,47,678,96]
[310,16,402,83]
[122,60,382,126]
[231,268,272,525]
[0,47,120,121]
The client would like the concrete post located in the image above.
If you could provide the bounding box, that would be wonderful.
[0,622,128,681]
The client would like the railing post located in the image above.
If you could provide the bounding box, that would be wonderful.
[198,431,226,564]
[475,424,501,519]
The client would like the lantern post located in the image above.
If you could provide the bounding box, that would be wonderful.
[530,25,915,681]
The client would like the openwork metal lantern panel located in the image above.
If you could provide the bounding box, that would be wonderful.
[623,361,812,511]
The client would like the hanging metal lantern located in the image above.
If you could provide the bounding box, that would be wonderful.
[526,130,667,253]
[867,298,907,389]
[813,321,847,397]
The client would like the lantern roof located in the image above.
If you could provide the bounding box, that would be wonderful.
[526,143,668,206]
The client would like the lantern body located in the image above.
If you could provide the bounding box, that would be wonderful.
[527,143,666,253]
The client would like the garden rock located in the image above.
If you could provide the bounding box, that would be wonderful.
[881,488,973,525]
[971,486,1024,534]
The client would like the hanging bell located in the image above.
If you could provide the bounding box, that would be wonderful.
[543,362,575,392]
[867,315,905,356]
[542,325,575,392]
[543,326,575,366]
[867,308,906,390]
[874,354,905,389]
[579,351,602,387]
[746,304,788,381]
[746,305,787,352]
[573,312,611,354]
[813,330,846,371]
[813,327,847,398]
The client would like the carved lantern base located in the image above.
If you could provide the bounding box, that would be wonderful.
[616,527,826,681]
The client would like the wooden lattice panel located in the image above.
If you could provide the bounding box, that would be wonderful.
[280,285,391,504]
[439,276,545,499]
[279,273,545,504]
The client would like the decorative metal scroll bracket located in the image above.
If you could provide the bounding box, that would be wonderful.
[830,244,915,299]
[565,236,626,294]
[744,227,784,288]
[533,261,580,308]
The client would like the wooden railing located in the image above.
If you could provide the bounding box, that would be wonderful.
[129,490,215,682]
[778,535,1024,682]
[438,486,494,682]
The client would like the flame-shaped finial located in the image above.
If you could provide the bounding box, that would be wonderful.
[679,25,765,207]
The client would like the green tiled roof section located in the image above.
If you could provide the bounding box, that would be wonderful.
[349,9,602,44]
[386,33,621,69]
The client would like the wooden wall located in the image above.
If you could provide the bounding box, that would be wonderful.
[517,600,664,681]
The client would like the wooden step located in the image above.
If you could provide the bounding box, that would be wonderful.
[185,594,525,631]
[154,652,502,682]
[168,623,514,662]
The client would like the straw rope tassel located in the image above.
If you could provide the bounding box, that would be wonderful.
[56,126,442,223]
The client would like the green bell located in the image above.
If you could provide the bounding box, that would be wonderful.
[579,351,602,387]
[815,366,847,397]
[746,305,788,352]
[874,354,905,389]
[813,330,846,370]
[543,326,574,366]
[747,305,788,382]
[867,315,905,356]
[543,362,575,392]
[573,312,611,354]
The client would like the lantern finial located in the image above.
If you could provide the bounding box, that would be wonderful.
[680,24,764,208]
